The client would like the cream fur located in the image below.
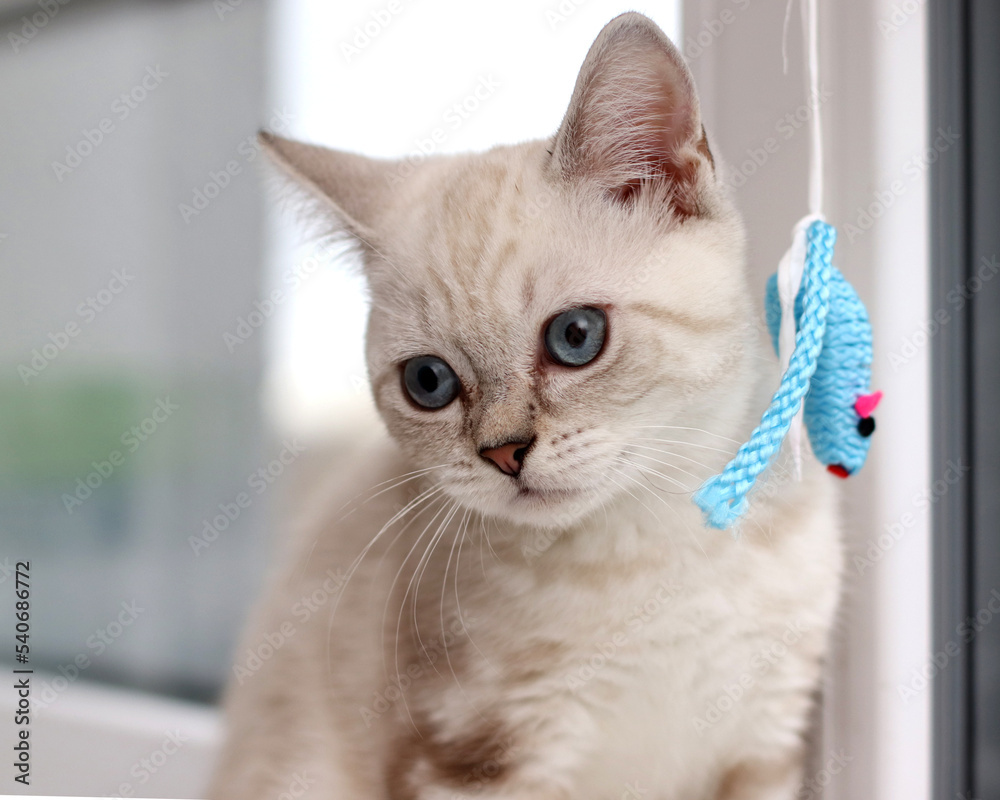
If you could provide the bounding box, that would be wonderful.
[209,13,842,800]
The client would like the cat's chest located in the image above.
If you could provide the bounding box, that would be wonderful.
[403,506,833,798]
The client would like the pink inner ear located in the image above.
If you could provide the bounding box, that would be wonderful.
[855,391,883,419]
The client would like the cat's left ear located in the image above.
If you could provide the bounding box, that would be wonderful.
[258,132,397,248]
[551,12,714,215]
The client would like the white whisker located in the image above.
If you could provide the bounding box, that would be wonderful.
[624,447,705,482]
[332,464,448,524]
[329,483,446,625]
[403,499,462,684]
[614,456,688,492]
[607,468,664,528]
[632,436,738,456]
[611,463,711,563]
[381,495,454,732]
[633,424,742,444]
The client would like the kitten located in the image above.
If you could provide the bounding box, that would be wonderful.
[209,12,842,800]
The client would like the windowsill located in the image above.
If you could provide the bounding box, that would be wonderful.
[1,666,220,798]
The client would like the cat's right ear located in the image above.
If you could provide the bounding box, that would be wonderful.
[258,132,395,247]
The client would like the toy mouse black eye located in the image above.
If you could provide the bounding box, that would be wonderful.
[857,416,876,437]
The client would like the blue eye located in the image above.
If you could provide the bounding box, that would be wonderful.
[544,307,607,367]
[402,356,460,409]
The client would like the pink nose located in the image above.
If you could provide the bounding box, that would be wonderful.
[479,441,531,476]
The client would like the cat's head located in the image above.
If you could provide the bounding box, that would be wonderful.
[264,13,755,529]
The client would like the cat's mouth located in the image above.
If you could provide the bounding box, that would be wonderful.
[468,471,608,528]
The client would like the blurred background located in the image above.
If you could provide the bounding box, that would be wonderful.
[0,0,973,798]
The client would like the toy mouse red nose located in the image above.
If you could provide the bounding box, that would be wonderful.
[479,441,531,476]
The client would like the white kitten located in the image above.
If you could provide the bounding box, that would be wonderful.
[209,13,842,800]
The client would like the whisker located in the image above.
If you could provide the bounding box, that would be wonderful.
[331,465,448,527]
[631,437,738,456]
[613,456,688,493]
[370,487,450,585]
[611,463,712,564]
[356,465,450,508]
[453,514,500,682]
[628,460,702,497]
[403,499,462,685]
[478,514,489,579]
[372,491,449,653]
[633,425,741,445]
[624,447,705,483]
[329,483,446,624]
[380,495,453,732]
[437,509,499,721]
[296,467,447,589]
[484,515,501,562]
[607,468,664,528]
[439,506,469,684]
[627,443,720,474]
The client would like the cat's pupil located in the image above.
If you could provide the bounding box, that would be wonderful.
[565,321,587,348]
[418,366,439,393]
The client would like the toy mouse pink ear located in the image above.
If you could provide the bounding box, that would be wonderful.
[854,391,883,419]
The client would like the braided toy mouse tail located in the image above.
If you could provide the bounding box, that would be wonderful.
[693,220,835,530]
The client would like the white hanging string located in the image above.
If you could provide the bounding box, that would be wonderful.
[804,0,823,216]
[777,0,824,480]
